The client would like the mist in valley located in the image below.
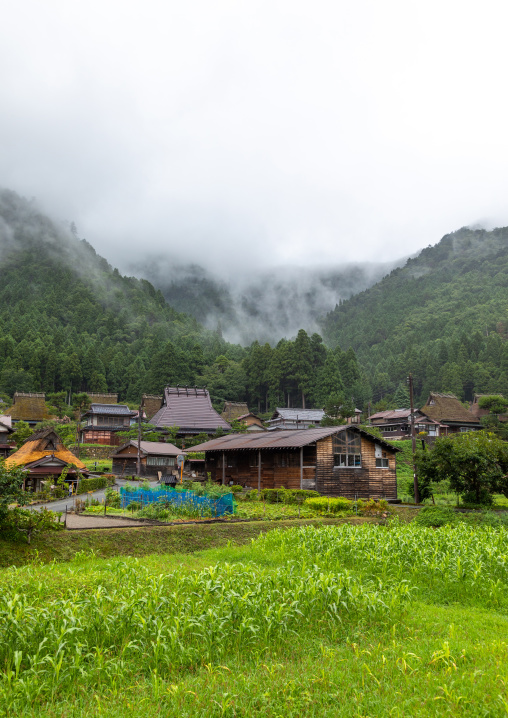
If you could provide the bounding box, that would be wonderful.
[135,255,405,345]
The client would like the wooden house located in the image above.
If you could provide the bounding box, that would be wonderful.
[236,412,266,432]
[0,415,15,458]
[221,402,249,422]
[266,408,325,430]
[420,393,480,434]
[5,392,54,427]
[191,426,399,500]
[151,386,231,438]
[5,428,88,492]
[111,440,183,478]
[80,403,137,446]
[368,408,443,439]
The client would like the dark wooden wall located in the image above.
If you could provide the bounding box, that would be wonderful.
[205,436,397,499]
[315,436,397,499]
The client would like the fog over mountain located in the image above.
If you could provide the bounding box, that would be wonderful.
[136,256,405,344]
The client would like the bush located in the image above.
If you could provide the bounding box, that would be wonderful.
[304,497,353,514]
[105,488,121,508]
[78,476,115,493]
[126,501,141,512]
[461,488,494,507]
[356,498,389,513]
[230,485,243,494]
[413,506,458,527]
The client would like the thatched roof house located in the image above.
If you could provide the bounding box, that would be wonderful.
[141,394,163,421]
[420,393,480,433]
[221,402,249,422]
[5,392,54,426]
[5,428,88,492]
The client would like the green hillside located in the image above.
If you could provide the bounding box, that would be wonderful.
[322,226,508,404]
[0,189,234,402]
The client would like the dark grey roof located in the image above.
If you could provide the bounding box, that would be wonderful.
[87,404,136,416]
[191,425,400,452]
[270,408,325,422]
[151,386,231,432]
[111,440,183,457]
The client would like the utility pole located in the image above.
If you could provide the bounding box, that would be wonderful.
[407,373,420,503]
[136,403,142,477]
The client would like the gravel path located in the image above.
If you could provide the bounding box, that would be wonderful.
[64,513,148,530]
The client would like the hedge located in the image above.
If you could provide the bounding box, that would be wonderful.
[260,488,320,504]
[78,475,115,493]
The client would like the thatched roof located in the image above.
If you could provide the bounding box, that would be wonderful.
[5,393,54,422]
[5,428,87,471]
[421,393,480,425]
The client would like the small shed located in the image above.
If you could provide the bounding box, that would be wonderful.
[5,428,88,492]
[192,425,399,500]
[111,440,184,478]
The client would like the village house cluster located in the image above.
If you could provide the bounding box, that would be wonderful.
[0,387,499,500]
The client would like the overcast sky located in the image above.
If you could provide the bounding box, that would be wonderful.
[2,0,508,275]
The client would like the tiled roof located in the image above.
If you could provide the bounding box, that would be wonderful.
[87,404,135,416]
[421,393,480,424]
[270,408,325,422]
[369,409,411,420]
[191,425,400,452]
[151,387,231,433]
[112,440,183,456]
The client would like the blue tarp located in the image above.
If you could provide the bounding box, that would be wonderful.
[119,487,235,516]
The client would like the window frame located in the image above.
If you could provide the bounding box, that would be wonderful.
[332,430,362,469]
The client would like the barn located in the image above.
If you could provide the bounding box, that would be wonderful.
[191,425,399,500]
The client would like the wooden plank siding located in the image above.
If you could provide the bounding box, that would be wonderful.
[205,435,397,499]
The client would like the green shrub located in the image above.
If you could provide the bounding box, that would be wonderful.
[105,488,121,508]
[304,497,353,514]
[126,501,141,512]
[413,506,458,527]
[461,488,494,507]
[230,485,243,494]
[78,476,115,493]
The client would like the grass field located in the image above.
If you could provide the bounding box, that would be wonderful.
[2,516,508,716]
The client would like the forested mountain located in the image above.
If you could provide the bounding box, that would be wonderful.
[0,189,232,402]
[2,189,506,415]
[0,190,364,411]
[322,226,508,405]
[136,256,401,344]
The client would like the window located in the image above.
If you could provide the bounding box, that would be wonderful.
[249,453,259,467]
[333,431,361,468]
[376,458,389,468]
[147,456,176,467]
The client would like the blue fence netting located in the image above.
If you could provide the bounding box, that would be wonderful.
[119,487,235,517]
